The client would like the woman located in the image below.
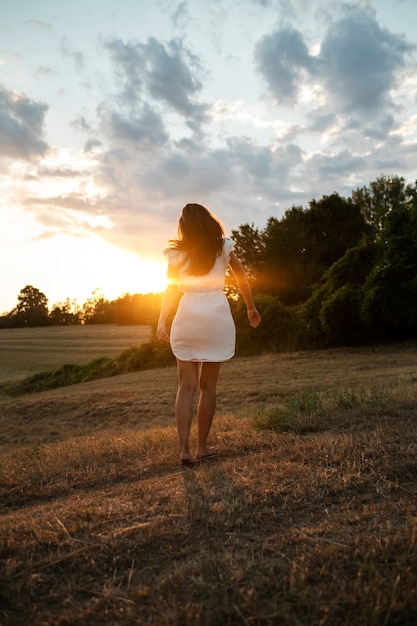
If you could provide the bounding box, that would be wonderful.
[157,203,261,465]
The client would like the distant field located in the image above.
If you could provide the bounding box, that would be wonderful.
[0,325,152,383]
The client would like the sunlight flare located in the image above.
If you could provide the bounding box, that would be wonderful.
[54,234,168,303]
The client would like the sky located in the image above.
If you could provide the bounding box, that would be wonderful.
[1,0,417,314]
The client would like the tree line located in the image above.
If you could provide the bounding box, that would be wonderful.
[0,288,163,328]
[230,174,417,351]
[2,174,416,353]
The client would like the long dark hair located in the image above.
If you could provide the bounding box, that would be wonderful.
[168,203,225,275]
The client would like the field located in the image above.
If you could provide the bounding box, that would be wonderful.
[0,325,151,383]
[0,328,417,625]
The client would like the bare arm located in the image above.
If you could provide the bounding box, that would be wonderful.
[229,251,261,328]
[156,265,179,343]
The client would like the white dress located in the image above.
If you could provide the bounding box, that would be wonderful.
[164,238,236,362]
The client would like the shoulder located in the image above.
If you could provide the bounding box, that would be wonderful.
[164,247,182,267]
[222,238,235,260]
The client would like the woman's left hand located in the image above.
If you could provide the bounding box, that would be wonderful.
[156,323,170,343]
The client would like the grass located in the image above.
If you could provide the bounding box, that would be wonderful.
[0,341,417,624]
[0,325,152,383]
[251,388,392,433]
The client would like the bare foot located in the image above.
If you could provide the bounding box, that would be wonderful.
[195,447,218,460]
[180,452,197,465]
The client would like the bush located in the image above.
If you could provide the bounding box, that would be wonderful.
[1,340,175,396]
[3,363,84,395]
[117,340,175,372]
[231,294,302,354]
[319,284,364,345]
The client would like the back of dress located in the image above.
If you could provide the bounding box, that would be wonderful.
[165,238,236,362]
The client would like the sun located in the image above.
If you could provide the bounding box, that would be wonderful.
[78,238,169,301]
[103,250,169,299]
[20,234,169,309]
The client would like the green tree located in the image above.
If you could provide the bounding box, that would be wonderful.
[352,175,407,238]
[233,194,367,304]
[230,222,264,295]
[305,193,369,267]
[260,207,312,302]
[301,239,378,346]
[361,187,417,340]
[300,179,417,346]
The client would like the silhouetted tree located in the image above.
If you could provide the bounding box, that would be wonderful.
[48,298,81,325]
[82,289,113,324]
[12,285,49,327]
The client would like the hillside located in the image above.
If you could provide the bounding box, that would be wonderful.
[1,345,417,625]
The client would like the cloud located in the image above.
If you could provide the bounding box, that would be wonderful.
[145,38,206,121]
[24,19,53,32]
[75,34,218,245]
[143,144,232,197]
[319,5,413,116]
[85,4,416,248]
[60,38,85,72]
[254,4,413,125]
[36,166,89,178]
[171,1,190,30]
[4,1,417,272]
[104,39,144,107]
[305,149,365,186]
[254,27,314,104]
[226,136,304,187]
[35,66,57,77]
[105,106,169,149]
[105,36,208,125]
[0,85,49,160]
[24,194,100,212]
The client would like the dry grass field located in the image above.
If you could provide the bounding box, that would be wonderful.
[0,333,417,625]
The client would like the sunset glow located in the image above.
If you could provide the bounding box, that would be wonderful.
[31,234,168,308]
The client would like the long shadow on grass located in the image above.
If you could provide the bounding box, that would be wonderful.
[0,445,269,512]
[179,461,265,624]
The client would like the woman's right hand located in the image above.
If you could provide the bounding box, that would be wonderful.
[247,307,261,328]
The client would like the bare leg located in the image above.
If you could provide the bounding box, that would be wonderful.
[175,360,199,462]
[195,362,222,459]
